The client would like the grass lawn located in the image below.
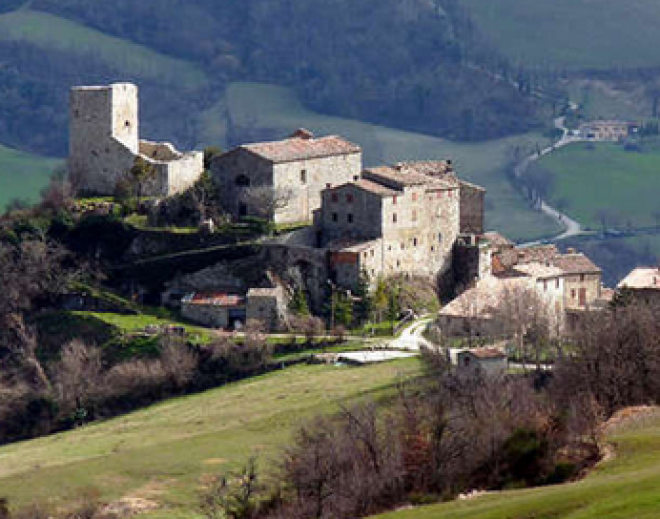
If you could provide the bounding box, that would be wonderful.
[0,8,207,90]
[202,82,560,242]
[0,360,421,516]
[0,143,61,211]
[376,409,660,519]
[537,142,660,230]
[462,0,660,70]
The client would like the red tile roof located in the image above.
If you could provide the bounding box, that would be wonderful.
[184,292,245,307]
[241,133,361,163]
[364,161,460,190]
[465,348,507,360]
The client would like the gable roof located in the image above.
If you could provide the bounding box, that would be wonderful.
[240,132,361,163]
[550,253,601,275]
[618,268,660,290]
[461,348,507,360]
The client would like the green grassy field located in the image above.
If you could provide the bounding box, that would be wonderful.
[462,0,660,70]
[537,142,660,230]
[200,82,561,241]
[0,143,60,210]
[0,8,207,89]
[377,409,660,519]
[0,360,421,516]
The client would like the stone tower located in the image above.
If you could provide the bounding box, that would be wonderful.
[69,83,140,194]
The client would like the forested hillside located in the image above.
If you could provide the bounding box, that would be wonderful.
[0,0,544,157]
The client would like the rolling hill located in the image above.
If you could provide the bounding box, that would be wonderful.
[0,144,60,210]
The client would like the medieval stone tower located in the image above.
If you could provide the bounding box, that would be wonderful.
[69,83,141,194]
[68,82,204,197]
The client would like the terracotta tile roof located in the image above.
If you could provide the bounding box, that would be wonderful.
[364,161,460,190]
[183,292,245,307]
[241,132,361,163]
[353,179,399,197]
[618,268,660,290]
[550,253,601,274]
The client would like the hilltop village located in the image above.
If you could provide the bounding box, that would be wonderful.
[65,82,628,338]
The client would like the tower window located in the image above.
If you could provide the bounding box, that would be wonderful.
[300,170,307,184]
[332,213,338,222]
[347,213,354,223]
[413,238,418,247]
[125,120,131,128]
[393,213,398,224]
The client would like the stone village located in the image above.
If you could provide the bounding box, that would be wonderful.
[69,82,641,351]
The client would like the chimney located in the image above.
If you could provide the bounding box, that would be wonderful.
[291,128,314,140]
[567,247,577,254]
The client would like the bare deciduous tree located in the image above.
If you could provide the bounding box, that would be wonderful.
[240,185,294,220]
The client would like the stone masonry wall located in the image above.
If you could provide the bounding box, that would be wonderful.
[319,184,384,245]
[273,152,362,224]
[460,182,485,235]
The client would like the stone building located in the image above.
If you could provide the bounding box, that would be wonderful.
[617,267,660,307]
[315,161,485,289]
[69,83,203,197]
[210,129,362,224]
[246,286,287,331]
[457,348,508,376]
[181,292,246,329]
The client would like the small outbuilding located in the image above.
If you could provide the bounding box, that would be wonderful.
[457,347,508,376]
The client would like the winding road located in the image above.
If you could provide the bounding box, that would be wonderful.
[517,116,586,247]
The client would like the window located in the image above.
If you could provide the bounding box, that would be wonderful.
[397,260,401,268]
[235,175,250,187]
[326,183,332,189]
[556,279,560,289]
[300,169,307,184]
[346,194,354,203]
[393,196,397,205]
[331,193,339,203]
[412,210,418,222]
[413,238,418,247]
[571,289,576,299]
[393,213,398,223]
[370,249,374,257]
[125,120,131,128]
[347,213,354,223]
[580,274,585,282]
[544,281,548,291]
[431,246,435,252]
[332,213,338,222]
[438,232,443,244]
[401,243,405,250]
[412,192,418,202]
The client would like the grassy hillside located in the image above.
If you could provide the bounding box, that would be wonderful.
[0,9,207,89]
[463,0,660,70]
[0,144,60,210]
[537,142,660,230]
[0,360,421,515]
[208,82,561,242]
[377,408,660,519]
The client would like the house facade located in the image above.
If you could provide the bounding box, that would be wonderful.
[211,129,362,224]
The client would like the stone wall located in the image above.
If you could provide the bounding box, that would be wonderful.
[273,152,362,224]
[246,287,286,331]
[318,184,384,245]
[564,273,601,309]
[211,148,362,224]
[459,181,485,235]
[69,83,202,197]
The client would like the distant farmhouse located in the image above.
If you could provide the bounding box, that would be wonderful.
[69,83,203,197]
[211,129,362,224]
[579,120,639,142]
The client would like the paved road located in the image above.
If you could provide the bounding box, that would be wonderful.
[517,116,586,246]
[386,316,434,351]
